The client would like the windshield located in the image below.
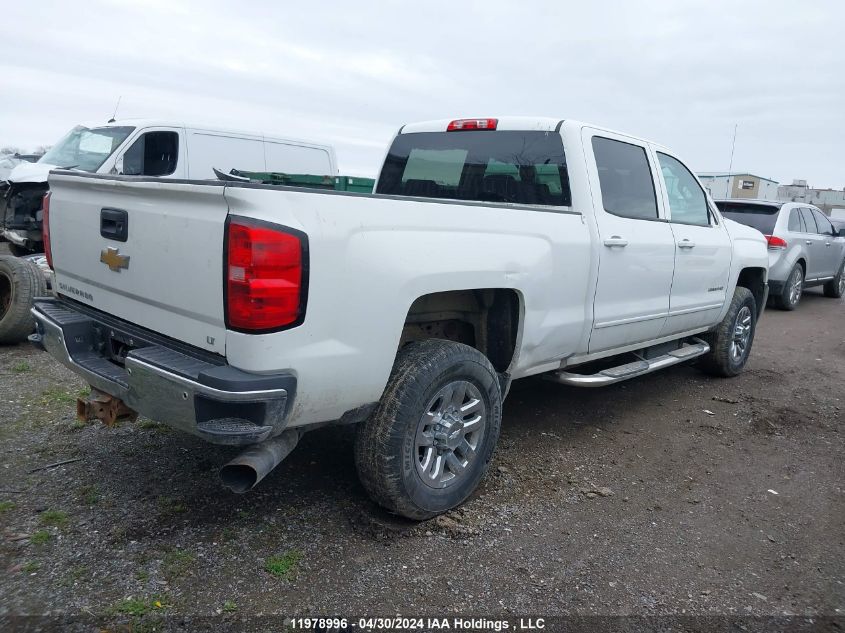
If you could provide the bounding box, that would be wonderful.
[716,201,781,235]
[376,130,571,206]
[39,125,135,172]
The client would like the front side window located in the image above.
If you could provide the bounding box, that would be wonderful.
[376,130,571,206]
[39,125,135,172]
[122,131,179,176]
[592,136,658,220]
[657,153,709,226]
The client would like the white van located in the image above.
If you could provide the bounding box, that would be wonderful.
[27,119,337,180]
[1,120,337,252]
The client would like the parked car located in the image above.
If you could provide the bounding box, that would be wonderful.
[31,116,768,519]
[1,120,337,254]
[715,199,845,309]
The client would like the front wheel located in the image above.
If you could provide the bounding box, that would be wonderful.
[698,286,757,377]
[823,259,845,298]
[354,339,502,520]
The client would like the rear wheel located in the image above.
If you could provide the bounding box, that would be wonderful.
[354,339,502,520]
[0,256,47,345]
[823,259,845,298]
[774,264,803,310]
[698,286,757,377]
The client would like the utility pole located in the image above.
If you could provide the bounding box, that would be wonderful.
[726,124,738,199]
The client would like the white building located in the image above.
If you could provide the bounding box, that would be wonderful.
[697,172,779,200]
[777,179,845,214]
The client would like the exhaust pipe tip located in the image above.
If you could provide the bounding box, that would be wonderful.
[219,464,259,494]
[219,430,300,494]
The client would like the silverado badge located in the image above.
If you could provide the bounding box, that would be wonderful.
[100,247,130,272]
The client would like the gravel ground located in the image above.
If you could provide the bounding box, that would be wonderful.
[0,252,842,630]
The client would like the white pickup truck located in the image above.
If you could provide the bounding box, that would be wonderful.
[31,117,768,519]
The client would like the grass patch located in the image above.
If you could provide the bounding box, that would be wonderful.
[21,561,40,573]
[67,565,88,582]
[222,600,238,613]
[30,530,51,545]
[13,361,31,373]
[79,485,100,505]
[0,500,15,512]
[162,550,195,579]
[40,509,69,528]
[108,596,167,617]
[37,388,78,407]
[156,496,186,515]
[264,550,302,580]
[136,569,150,582]
[139,420,170,432]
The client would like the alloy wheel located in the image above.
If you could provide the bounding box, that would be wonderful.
[730,306,753,363]
[415,380,486,489]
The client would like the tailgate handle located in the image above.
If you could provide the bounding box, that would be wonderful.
[100,208,129,242]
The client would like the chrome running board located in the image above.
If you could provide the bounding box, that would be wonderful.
[545,339,710,388]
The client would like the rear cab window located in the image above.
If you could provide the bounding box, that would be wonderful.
[715,201,782,235]
[376,130,571,207]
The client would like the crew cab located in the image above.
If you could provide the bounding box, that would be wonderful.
[30,117,768,519]
[1,119,336,254]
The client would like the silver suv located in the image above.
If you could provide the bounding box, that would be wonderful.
[716,200,845,310]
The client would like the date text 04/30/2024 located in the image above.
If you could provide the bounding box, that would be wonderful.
[289,617,546,630]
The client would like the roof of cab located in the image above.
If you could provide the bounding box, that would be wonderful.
[398,116,666,149]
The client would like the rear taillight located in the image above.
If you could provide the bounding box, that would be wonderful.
[765,235,787,250]
[447,118,498,131]
[225,217,307,332]
[42,191,53,269]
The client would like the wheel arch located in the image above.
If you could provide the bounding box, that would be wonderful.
[399,288,523,379]
[735,266,767,319]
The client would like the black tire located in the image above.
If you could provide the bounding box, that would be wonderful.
[0,256,47,345]
[698,286,757,378]
[6,243,33,257]
[773,264,803,310]
[822,259,845,298]
[354,339,502,520]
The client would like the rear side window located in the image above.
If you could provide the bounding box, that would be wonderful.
[592,137,658,220]
[788,209,802,232]
[657,152,709,226]
[716,202,781,234]
[376,130,571,206]
[123,131,179,176]
[799,208,818,233]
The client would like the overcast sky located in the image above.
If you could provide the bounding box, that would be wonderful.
[2,0,843,187]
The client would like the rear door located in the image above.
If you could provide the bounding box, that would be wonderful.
[799,207,826,279]
[582,129,676,353]
[653,150,731,334]
[811,209,842,278]
[47,172,229,355]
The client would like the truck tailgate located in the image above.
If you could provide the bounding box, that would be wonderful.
[47,173,228,355]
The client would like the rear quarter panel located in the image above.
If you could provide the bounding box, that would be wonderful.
[222,186,593,427]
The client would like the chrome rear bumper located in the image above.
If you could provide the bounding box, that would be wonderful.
[30,299,295,446]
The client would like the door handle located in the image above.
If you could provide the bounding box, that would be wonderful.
[603,236,628,247]
[678,239,696,249]
[825,242,832,247]
[805,240,813,245]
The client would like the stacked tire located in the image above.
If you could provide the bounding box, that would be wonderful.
[0,256,47,344]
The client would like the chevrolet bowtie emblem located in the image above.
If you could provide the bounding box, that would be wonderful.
[100,247,130,272]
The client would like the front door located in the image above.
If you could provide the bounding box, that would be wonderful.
[583,129,676,353]
[653,151,732,334]
[799,207,827,280]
